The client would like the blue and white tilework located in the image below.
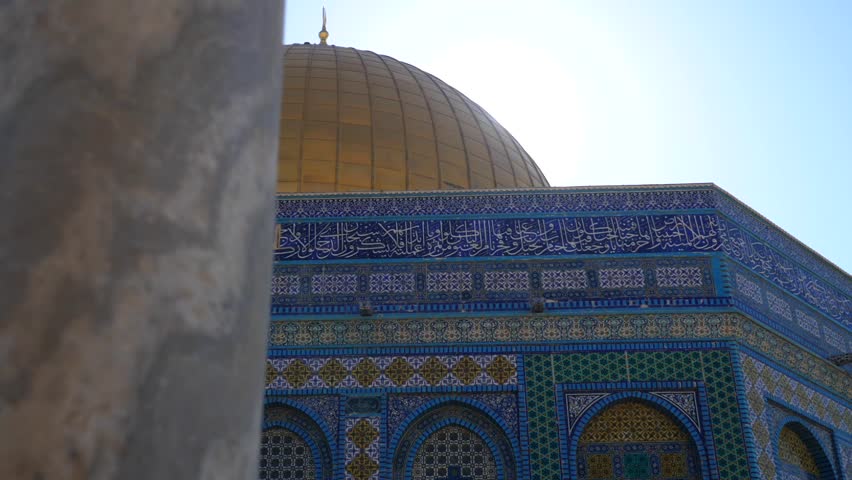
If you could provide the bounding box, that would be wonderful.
[766,291,793,322]
[736,273,764,305]
[369,273,415,293]
[728,263,849,357]
[270,257,718,315]
[795,311,821,338]
[541,269,588,291]
[655,267,704,288]
[276,215,723,262]
[312,274,358,294]
[426,272,472,292]
[276,186,850,327]
[484,271,530,291]
[739,353,851,480]
[386,393,520,441]
[271,274,301,295]
[598,268,645,289]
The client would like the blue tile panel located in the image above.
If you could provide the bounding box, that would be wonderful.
[271,256,717,311]
[728,261,850,356]
[738,352,851,480]
[275,185,849,295]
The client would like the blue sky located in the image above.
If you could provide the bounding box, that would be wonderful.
[284,0,851,273]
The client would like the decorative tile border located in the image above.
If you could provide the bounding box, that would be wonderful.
[276,185,719,220]
[555,382,719,480]
[345,417,380,480]
[268,312,852,401]
[265,355,518,391]
[718,217,850,325]
[275,214,723,261]
[523,350,750,479]
[274,185,852,325]
[270,256,717,313]
[738,353,851,480]
[728,261,850,357]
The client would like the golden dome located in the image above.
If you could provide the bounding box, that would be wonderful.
[278,43,550,192]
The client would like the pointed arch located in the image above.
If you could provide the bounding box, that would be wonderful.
[390,399,518,480]
[774,419,836,480]
[260,403,335,480]
[568,392,711,480]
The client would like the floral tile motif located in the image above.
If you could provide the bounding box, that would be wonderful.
[265,355,518,390]
[739,353,851,480]
[345,417,380,480]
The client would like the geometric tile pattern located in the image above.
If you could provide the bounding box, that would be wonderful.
[271,274,301,295]
[276,185,719,220]
[566,393,611,433]
[485,271,530,291]
[651,391,701,431]
[387,393,520,442]
[777,425,820,478]
[411,425,498,480]
[598,268,645,289]
[541,269,588,290]
[576,401,700,480]
[369,273,415,293]
[655,266,703,288]
[427,272,473,293]
[766,291,793,321]
[265,355,518,390]
[268,313,852,400]
[727,261,850,357]
[795,311,821,338]
[345,417,380,480]
[274,187,849,318]
[259,428,316,480]
[525,350,750,480]
[271,256,716,311]
[739,353,851,480]
[579,401,691,443]
[311,274,358,294]
[735,273,764,305]
[276,188,850,326]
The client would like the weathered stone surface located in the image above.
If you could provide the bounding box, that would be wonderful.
[0,1,284,479]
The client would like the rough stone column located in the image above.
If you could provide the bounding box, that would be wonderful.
[0,2,284,479]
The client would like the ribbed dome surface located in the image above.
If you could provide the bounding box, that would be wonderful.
[278,44,549,192]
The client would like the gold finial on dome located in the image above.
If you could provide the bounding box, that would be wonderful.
[318,7,329,45]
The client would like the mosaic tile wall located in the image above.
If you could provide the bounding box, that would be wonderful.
[728,261,850,357]
[275,186,851,326]
[263,186,851,480]
[575,401,701,480]
[739,353,851,480]
[268,312,851,400]
[271,256,718,314]
[524,350,749,480]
